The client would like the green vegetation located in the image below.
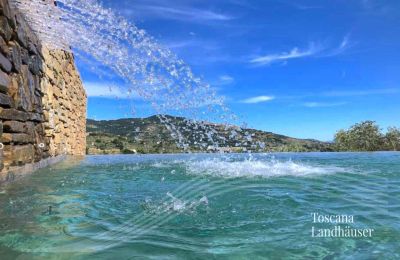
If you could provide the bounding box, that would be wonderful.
[86,117,400,154]
[334,121,400,151]
[86,115,332,154]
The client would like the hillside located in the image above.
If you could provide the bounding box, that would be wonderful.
[86,115,333,154]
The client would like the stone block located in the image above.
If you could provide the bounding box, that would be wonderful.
[0,0,14,24]
[0,68,9,93]
[8,144,34,166]
[15,21,28,48]
[0,0,9,15]
[8,42,22,72]
[0,51,11,72]
[0,16,11,41]
[28,41,38,55]
[0,108,29,121]
[29,112,44,122]
[1,133,11,143]
[1,133,34,144]
[9,66,36,112]
[21,47,29,65]
[28,55,42,75]
[3,120,34,133]
[0,92,12,107]
[0,35,7,55]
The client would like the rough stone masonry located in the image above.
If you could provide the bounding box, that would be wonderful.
[0,0,86,184]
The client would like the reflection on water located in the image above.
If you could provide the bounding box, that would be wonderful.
[0,153,399,259]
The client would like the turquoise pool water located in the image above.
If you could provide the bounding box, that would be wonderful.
[0,153,399,259]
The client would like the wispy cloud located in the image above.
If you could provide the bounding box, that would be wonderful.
[164,39,221,51]
[322,88,400,97]
[250,43,320,66]
[303,102,347,108]
[340,36,350,49]
[250,36,353,66]
[321,35,355,57]
[216,75,235,85]
[241,95,275,104]
[85,82,140,99]
[125,5,233,23]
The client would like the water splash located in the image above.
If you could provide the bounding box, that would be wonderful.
[185,156,351,178]
[11,0,257,151]
[142,192,209,214]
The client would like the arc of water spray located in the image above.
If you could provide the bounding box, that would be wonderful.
[6,0,272,254]
[11,0,263,153]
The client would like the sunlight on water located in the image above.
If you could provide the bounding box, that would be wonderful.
[0,153,399,258]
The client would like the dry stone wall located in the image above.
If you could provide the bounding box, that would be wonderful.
[0,0,86,182]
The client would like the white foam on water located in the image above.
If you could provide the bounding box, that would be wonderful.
[185,158,349,178]
[142,193,209,215]
[151,162,172,168]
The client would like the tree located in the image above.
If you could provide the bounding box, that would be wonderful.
[112,138,124,150]
[334,130,350,151]
[347,121,383,151]
[385,127,400,151]
[334,121,384,151]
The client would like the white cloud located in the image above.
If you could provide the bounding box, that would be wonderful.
[250,43,320,66]
[217,75,235,85]
[128,5,233,22]
[250,36,353,66]
[303,102,347,108]
[340,36,349,49]
[164,39,220,51]
[322,35,354,57]
[241,95,275,104]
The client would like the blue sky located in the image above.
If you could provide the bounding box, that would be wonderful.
[79,0,400,141]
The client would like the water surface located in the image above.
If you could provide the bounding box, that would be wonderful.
[0,153,399,259]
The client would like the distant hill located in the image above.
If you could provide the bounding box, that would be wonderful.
[86,115,333,154]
